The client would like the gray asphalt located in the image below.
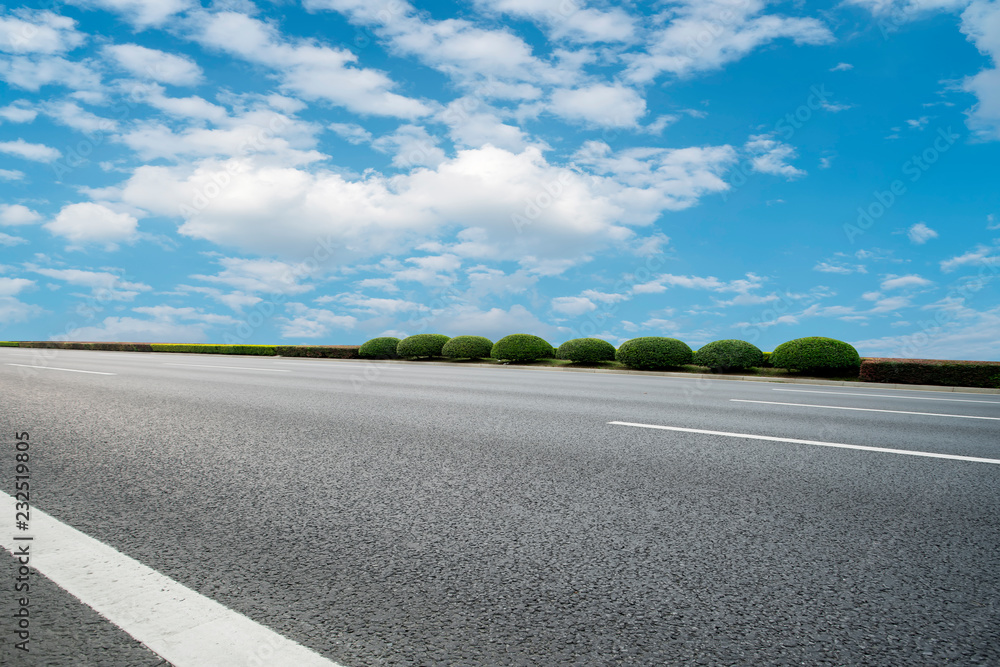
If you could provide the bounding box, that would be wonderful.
[1,348,999,666]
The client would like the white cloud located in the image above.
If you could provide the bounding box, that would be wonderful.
[0,277,34,296]
[851,305,1000,360]
[439,98,531,152]
[551,296,597,316]
[133,305,238,326]
[940,244,1000,272]
[869,296,910,313]
[280,303,357,338]
[0,103,36,122]
[28,266,150,291]
[191,257,319,296]
[961,0,1000,140]
[626,0,832,81]
[44,100,117,134]
[103,44,203,85]
[0,139,60,162]
[0,10,85,54]
[372,124,446,168]
[0,295,43,322]
[549,83,647,128]
[328,122,372,145]
[0,232,26,246]
[0,55,102,92]
[477,0,635,43]
[744,134,805,179]
[63,317,208,342]
[813,261,867,274]
[190,10,430,119]
[830,62,853,71]
[880,274,933,290]
[988,213,999,230]
[0,169,24,180]
[581,289,630,304]
[0,204,41,225]
[64,0,193,28]
[906,116,930,130]
[407,303,557,341]
[907,222,939,244]
[45,203,138,245]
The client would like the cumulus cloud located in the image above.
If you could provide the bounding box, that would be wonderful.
[880,274,933,290]
[0,204,41,225]
[907,222,939,244]
[64,0,194,28]
[476,0,635,43]
[551,296,597,316]
[0,139,60,162]
[103,44,203,85]
[0,10,85,54]
[44,203,138,245]
[549,83,647,128]
[744,134,806,179]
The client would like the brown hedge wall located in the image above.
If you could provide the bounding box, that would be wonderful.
[860,357,1000,389]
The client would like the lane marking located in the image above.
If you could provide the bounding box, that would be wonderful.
[163,363,291,373]
[607,422,1000,465]
[771,388,1000,405]
[4,363,116,376]
[730,399,1000,421]
[0,492,342,667]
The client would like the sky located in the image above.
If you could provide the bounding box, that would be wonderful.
[1,0,998,360]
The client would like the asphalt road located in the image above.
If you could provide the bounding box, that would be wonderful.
[1,348,999,666]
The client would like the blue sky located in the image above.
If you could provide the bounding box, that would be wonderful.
[1,0,998,359]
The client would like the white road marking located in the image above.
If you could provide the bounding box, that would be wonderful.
[607,422,1000,465]
[771,388,1000,405]
[0,492,342,667]
[730,399,1000,421]
[163,363,291,372]
[4,363,116,376]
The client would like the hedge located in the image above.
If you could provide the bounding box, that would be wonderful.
[491,334,554,362]
[275,345,359,358]
[18,341,155,352]
[358,337,400,359]
[769,337,860,374]
[0,341,19,347]
[397,334,450,358]
[557,338,616,363]
[860,358,1000,389]
[693,339,764,371]
[150,344,277,355]
[616,337,693,369]
[442,335,494,359]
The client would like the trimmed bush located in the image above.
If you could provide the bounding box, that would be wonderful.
[276,345,359,359]
[694,339,764,371]
[860,358,1000,388]
[491,334,554,362]
[442,335,494,359]
[0,341,19,346]
[358,337,401,359]
[615,337,693,369]
[18,341,155,352]
[557,337,616,363]
[397,334,450,358]
[769,337,861,374]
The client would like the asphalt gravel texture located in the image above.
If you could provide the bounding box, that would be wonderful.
[1,348,999,666]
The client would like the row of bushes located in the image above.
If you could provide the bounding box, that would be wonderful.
[4,341,363,358]
[861,358,1000,389]
[360,334,864,375]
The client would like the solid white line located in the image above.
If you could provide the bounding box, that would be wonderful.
[772,388,1000,405]
[607,421,1000,465]
[731,399,1000,421]
[163,363,291,372]
[0,492,342,667]
[5,363,116,376]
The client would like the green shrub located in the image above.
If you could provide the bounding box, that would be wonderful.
[557,338,616,363]
[441,335,494,359]
[769,337,861,374]
[397,334,450,358]
[693,339,764,371]
[760,351,772,368]
[276,345,359,358]
[0,341,20,347]
[860,358,1000,388]
[358,337,401,359]
[615,337,693,369]
[491,334,554,362]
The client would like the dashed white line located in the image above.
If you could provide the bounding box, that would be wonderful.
[731,399,1000,421]
[0,492,343,667]
[771,388,1000,405]
[4,363,116,376]
[163,363,291,373]
[608,421,1000,465]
